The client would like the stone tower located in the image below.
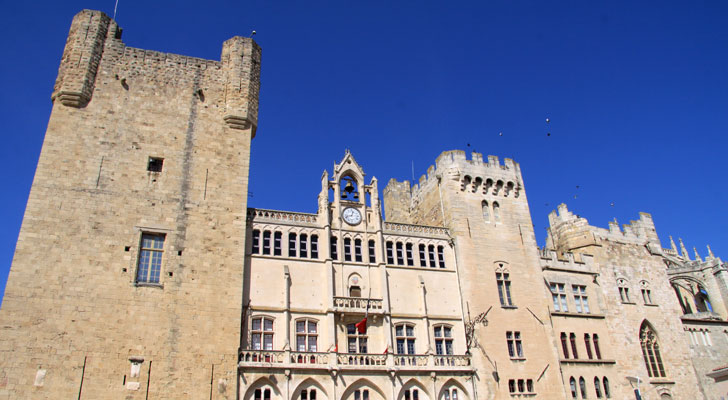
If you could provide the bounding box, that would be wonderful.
[384,151,565,398]
[0,10,260,399]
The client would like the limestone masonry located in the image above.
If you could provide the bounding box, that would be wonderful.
[0,9,726,400]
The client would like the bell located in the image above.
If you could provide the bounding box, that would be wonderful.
[344,180,355,194]
[353,192,359,199]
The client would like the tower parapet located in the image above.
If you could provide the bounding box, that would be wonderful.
[221,37,262,134]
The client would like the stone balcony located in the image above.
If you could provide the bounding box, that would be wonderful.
[239,350,473,373]
[333,296,384,316]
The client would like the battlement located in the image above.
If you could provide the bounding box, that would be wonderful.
[547,204,661,252]
[539,248,597,275]
[52,9,261,134]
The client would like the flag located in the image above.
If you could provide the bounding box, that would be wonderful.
[383,347,388,354]
[356,292,371,334]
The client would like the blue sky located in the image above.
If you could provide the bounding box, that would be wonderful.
[1,1,726,303]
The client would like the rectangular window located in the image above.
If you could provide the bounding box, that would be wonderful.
[406,243,414,266]
[251,316,274,351]
[507,331,523,358]
[311,235,319,259]
[299,234,308,258]
[354,239,363,262]
[437,246,445,268]
[386,241,394,264]
[619,287,630,303]
[572,285,590,313]
[508,379,515,393]
[147,157,163,172]
[497,273,513,306]
[526,379,533,393]
[419,244,427,267]
[330,236,338,260]
[273,232,282,256]
[251,230,260,254]
[368,240,376,263]
[288,233,296,257]
[550,283,568,312]
[137,233,165,284]
[262,231,271,255]
[344,238,352,261]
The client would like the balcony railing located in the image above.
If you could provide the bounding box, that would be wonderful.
[239,350,473,372]
[333,297,384,314]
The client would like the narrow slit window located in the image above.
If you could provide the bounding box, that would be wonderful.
[354,239,363,262]
[437,245,445,268]
[428,245,436,267]
[262,231,271,255]
[330,236,338,260]
[273,232,282,256]
[299,234,308,258]
[419,244,427,267]
[386,241,394,264]
[344,238,352,261]
[251,229,260,254]
[396,242,404,265]
[288,233,297,257]
[405,243,414,266]
[310,235,319,259]
[368,239,376,263]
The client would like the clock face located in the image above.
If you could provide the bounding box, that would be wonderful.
[342,207,362,225]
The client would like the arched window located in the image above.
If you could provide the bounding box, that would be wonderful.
[395,324,416,354]
[569,377,577,399]
[252,229,260,254]
[594,377,602,398]
[492,202,501,222]
[300,388,317,400]
[330,236,338,260]
[561,332,570,359]
[340,176,359,201]
[288,233,297,257]
[406,243,414,266]
[353,389,369,400]
[593,334,602,359]
[617,279,630,303]
[482,201,490,222]
[350,286,361,297]
[295,319,318,352]
[418,244,427,267]
[602,377,610,398]
[578,377,587,399]
[368,240,376,263]
[300,234,308,258]
[584,334,593,359]
[251,316,274,350]
[386,241,394,264]
[570,333,579,359]
[428,245,437,267]
[640,322,666,377]
[696,288,713,312]
[640,280,653,305]
[437,246,446,268]
[311,235,319,259]
[344,238,352,261]
[274,231,282,256]
[396,242,405,265]
[433,325,453,355]
[354,239,363,262]
[262,231,271,255]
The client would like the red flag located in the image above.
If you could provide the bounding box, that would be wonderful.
[333,345,338,353]
[383,347,388,355]
[355,317,367,334]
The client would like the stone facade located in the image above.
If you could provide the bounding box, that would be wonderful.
[1,9,728,400]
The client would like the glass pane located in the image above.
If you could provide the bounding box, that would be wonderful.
[407,340,415,354]
[264,334,273,350]
[363,389,369,400]
[296,321,305,332]
[445,340,453,355]
[354,391,360,400]
[252,334,261,350]
[347,324,356,335]
[435,340,443,355]
[252,318,261,331]
[397,339,405,354]
[452,389,457,400]
[297,336,305,351]
[396,325,403,336]
[406,325,414,337]
[308,336,317,352]
[308,322,317,333]
[434,327,442,337]
[348,338,357,353]
[444,391,450,400]
[264,319,273,331]
[444,327,452,337]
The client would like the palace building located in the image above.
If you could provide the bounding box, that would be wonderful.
[0,9,726,400]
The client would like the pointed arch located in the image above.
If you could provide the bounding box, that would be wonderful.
[291,377,328,400]
[397,378,430,400]
[340,378,386,400]
[639,320,666,378]
[437,378,470,400]
[242,377,282,400]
